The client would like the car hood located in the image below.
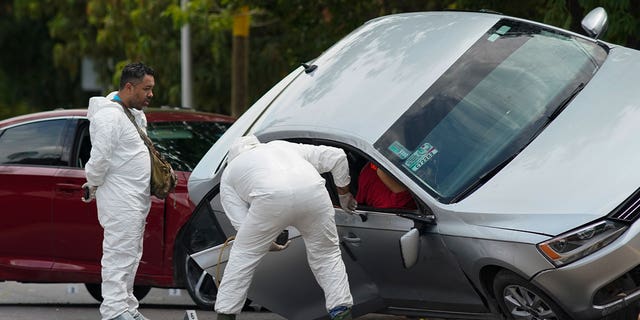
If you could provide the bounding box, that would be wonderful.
[454,46,640,236]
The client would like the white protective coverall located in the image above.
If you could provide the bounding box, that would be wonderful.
[85,92,151,320]
[215,136,354,315]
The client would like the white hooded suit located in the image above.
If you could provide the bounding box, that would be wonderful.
[85,92,151,320]
[215,136,354,315]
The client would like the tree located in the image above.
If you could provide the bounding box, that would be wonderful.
[454,0,640,46]
[0,1,88,118]
[3,0,640,118]
[12,0,236,114]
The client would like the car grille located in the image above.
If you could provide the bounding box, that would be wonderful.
[609,189,640,223]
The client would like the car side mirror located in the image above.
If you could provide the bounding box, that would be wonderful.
[581,7,608,39]
[399,228,420,269]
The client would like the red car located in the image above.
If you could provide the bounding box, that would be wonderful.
[0,108,233,302]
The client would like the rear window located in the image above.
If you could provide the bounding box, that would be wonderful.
[375,19,607,203]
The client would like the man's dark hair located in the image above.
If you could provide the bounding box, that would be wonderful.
[119,62,155,89]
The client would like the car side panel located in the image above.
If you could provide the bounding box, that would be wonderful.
[0,119,73,280]
[50,166,102,277]
[0,165,57,277]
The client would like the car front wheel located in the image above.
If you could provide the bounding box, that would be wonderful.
[84,283,151,303]
[493,270,569,320]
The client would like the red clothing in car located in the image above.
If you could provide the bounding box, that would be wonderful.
[355,163,416,210]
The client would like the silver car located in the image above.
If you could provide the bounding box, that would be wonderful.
[183,7,640,320]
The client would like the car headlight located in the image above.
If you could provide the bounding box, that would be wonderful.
[538,220,627,267]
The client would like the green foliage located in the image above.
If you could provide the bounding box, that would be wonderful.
[2,0,640,118]
[455,0,640,47]
[0,0,90,119]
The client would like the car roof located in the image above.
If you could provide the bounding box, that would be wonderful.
[0,108,235,128]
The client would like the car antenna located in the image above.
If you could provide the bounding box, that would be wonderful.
[301,63,317,74]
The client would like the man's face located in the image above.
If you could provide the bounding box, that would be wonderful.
[127,74,155,110]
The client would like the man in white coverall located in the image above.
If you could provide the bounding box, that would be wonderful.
[215,135,358,320]
[83,62,155,320]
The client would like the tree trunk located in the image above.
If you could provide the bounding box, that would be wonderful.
[231,6,250,118]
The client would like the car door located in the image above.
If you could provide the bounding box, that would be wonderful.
[190,178,384,320]
[49,118,102,276]
[0,118,72,274]
[337,207,489,314]
[237,216,382,320]
[50,119,165,276]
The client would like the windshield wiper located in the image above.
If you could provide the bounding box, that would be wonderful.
[548,82,585,121]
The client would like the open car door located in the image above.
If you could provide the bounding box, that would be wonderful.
[189,185,384,320]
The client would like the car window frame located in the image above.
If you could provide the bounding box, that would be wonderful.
[0,117,76,168]
[72,119,92,169]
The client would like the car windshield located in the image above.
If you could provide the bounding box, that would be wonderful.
[375,19,607,203]
[147,121,231,172]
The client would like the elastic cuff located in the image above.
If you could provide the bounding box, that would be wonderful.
[329,305,349,318]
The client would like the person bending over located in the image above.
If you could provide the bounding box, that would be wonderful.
[215,135,357,320]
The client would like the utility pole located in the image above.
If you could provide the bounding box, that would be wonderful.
[181,0,193,109]
[231,6,250,117]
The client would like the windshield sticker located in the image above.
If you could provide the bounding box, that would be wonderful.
[388,141,411,160]
[487,34,500,42]
[496,25,511,35]
[488,25,512,42]
[404,142,438,172]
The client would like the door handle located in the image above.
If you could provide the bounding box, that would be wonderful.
[341,235,361,244]
[56,183,82,194]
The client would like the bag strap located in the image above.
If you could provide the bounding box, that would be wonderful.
[114,99,162,157]
[114,99,176,203]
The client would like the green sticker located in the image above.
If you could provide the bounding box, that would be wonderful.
[496,25,511,35]
[388,141,411,160]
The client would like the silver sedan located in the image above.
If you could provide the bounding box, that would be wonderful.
[185,7,640,320]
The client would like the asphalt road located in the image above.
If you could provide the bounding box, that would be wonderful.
[0,282,412,320]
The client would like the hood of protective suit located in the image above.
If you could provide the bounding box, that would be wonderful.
[87,91,119,122]
[87,91,146,128]
[227,135,261,162]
